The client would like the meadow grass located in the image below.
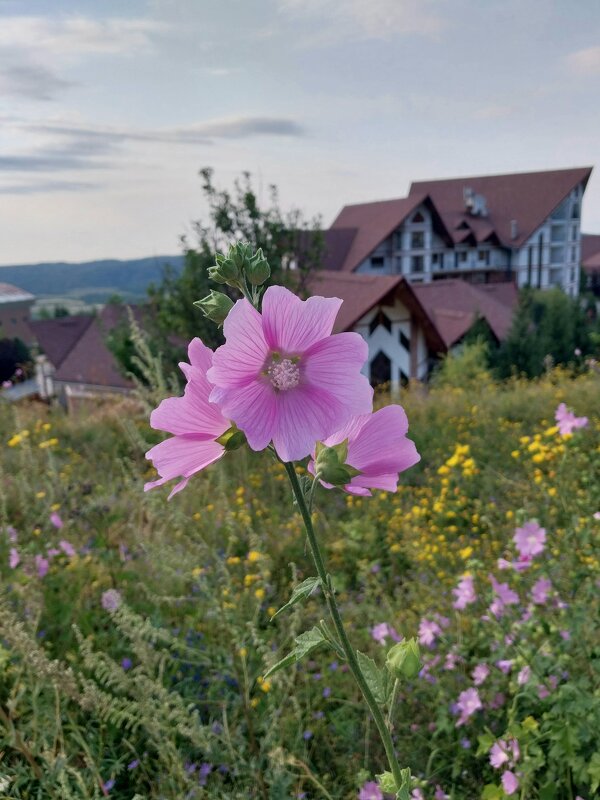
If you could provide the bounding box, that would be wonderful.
[0,366,598,798]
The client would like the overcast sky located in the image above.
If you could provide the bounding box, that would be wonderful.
[1,0,600,264]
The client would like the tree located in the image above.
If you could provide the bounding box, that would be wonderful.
[147,169,324,353]
[0,338,31,382]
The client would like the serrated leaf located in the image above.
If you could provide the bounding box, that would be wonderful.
[271,577,321,620]
[263,627,326,679]
[356,650,386,705]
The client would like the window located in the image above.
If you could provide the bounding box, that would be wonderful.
[570,267,576,282]
[431,252,442,268]
[411,231,424,249]
[411,255,424,273]
[370,351,391,386]
[368,310,392,335]
[399,369,409,387]
[412,211,425,223]
[571,246,577,262]
[571,202,579,219]
[458,251,468,263]
[571,225,578,241]
[399,330,410,351]
[478,249,490,265]
[370,256,384,269]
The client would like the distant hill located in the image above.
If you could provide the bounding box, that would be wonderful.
[0,255,185,304]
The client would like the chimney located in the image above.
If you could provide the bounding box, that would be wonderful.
[510,220,518,240]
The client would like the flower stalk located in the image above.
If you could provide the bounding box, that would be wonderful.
[283,461,405,790]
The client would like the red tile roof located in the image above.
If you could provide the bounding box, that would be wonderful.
[582,233,600,273]
[410,167,592,249]
[0,282,35,304]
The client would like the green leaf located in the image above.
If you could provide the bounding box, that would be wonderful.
[476,732,496,756]
[271,577,321,620]
[263,627,326,679]
[395,767,411,800]
[481,784,503,800]
[356,650,386,705]
[588,751,600,793]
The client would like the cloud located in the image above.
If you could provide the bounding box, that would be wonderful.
[0,15,166,60]
[565,45,600,75]
[0,180,99,195]
[0,63,74,100]
[277,0,446,42]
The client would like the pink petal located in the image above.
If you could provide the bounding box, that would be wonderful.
[210,380,278,454]
[150,381,228,438]
[347,405,419,474]
[187,337,213,372]
[262,286,342,353]
[303,333,372,418]
[272,385,348,462]
[144,436,225,497]
[208,299,269,389]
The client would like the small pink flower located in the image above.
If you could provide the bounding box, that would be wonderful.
[145,339,230,498]
[593,512,600,521]
[496,659,513,674]
[208,286,373,461]
[371,622,401,645]
[309,405,420,495]
[455,687,482,726]
[9,548,20,569]
[537,684,550,699]
[453,573,477,610]
[418,618,442,647]
[101,589,122,612]
[489,741,509,769]
[490,575,519,605]
[513,520,546,558]
[358,782,383,800]
[472,663,490,685]
[50,511,63,529]
[59,540,76,557]
[517,666,531,685]
[555,403,588,436]
[434,787,450,800]
[501,770,519,795]
[531,577,552,605]
[35,555,49,578]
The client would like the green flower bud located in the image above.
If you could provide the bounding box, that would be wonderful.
[314,440,361,487]
[216,425,247,451]
[194,290,234,325]
[377,771,398,794]
[208,247,245,286]
[246,247,271,286]
[385,638,422,680]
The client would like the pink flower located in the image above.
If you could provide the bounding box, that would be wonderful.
[59,540,76,557]
[50,511,63,529]
[501,770,519,795]
[513,520,546,558]
[35,555,49,578]
[9,548,20,569]
[101,589,122,611]
[418,618,442,647]
[517,665,531,685]
[411,790,425,800]
[434,787,450,800]
[453,573,477,610]
[497,556,531,572]
[472,663,490,685]
[490,575,519,606]
[555,403,588,435]
[531,577,552,605]
[309,405,419,495]
[496,659,513,674]
[455,687,482,726]
[358,782,383,800]
[489,741,509,769]
[593,512,600,521]
[145,339,230,498]
[207,286,372,461]
[371,622,401,645]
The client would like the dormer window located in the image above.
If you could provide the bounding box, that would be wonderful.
[370,256,384,269]
[412,211,425,223]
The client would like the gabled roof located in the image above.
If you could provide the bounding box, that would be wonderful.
[328,194,426,272]
[308,270,517,352]
[412,280,517,347]
[582,233,600,273]
[29,315,94,369]
[54,305,139,389]
[410,167,592,249]
[0,282,35,305]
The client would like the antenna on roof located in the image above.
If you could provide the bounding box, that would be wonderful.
[463,186,488,217]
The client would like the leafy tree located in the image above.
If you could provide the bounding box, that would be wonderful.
[0,338,31,382]
[147,169,324,353]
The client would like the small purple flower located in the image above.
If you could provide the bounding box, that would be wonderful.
[127,759,139,770]
[121,657,133,670]
[531,577,552,605]
[198,762,212,786]
[50,511,64,530]
[302,729,313,740]
[502,770,519,795]
[555,403,588,436]
[513,520,546,558]
[59,540,76,557]
[103,778,115,792]
[453,573,476,610]
[472,663,490,686]
[359,782,383,800]
[418,618,442,647]
[101,589,122,612]
[434,786,450,799]
[517,666,531,685]
[35,555,49,578]
[460,738,471,749]
[490,575,519,606]
[9,548,20,569]
[496,659,513,674]
[490,741,509,769]
[6,526,17,542]
[455,687,482,726]
[371,622,401,645]
[322,686,331,698]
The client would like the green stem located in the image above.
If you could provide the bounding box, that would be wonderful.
[284,462,404,789]
[386,678,401,731]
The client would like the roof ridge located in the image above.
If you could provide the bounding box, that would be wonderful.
[410,165,592,187]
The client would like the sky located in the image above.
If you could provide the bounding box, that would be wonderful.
[1,0,600,265]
